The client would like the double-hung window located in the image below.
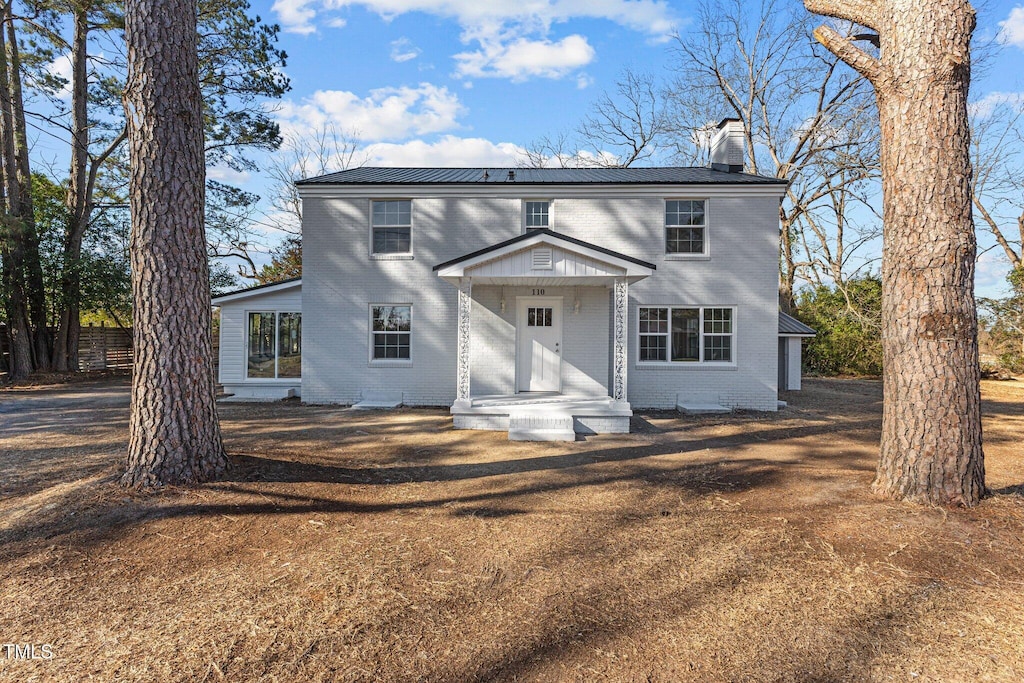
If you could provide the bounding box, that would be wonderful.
[371,305,411,362]
[371,200,412,255]
[638,306,734,363]
[524,200,550,230]
[665,199,707,255]
[247,312,301,379]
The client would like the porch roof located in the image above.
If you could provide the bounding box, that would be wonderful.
[434,229,656,285]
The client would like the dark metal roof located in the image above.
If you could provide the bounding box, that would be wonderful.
[779,311,816,336]
[296,166,788,186]
[433,229,657,272]
[211,276,301,301]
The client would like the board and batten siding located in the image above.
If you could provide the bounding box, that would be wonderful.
[216,285,302,400]
[465,246,626,279]
[301,192,780,409]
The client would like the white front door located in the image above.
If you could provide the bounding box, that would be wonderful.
[517,297,562,392]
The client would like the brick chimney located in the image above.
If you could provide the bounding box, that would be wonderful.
[710,118,745,173]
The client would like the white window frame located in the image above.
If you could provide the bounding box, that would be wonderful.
[368,303,413,366]
[243,309,302,381]
[369,199,414,260]
[664,198,710,259]
[522,199,553,232]
[636,305,737,367]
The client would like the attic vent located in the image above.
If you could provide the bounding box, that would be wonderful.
[532,248,553,270]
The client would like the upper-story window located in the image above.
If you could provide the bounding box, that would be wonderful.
[524,200,550,230]
[665,199,707,255]
[372,200,412,254]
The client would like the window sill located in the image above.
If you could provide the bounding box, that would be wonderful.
[369,360,413,368]
[371,253,414,261]
[664,254,711,261]
[635,362,737,370]
[242,378,303,383]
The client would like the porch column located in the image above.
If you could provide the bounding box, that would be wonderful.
[612,277,628,403]
[456,277,472,401]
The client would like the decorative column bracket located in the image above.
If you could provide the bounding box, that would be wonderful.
[456,277,472,402]
[612,277,628,404]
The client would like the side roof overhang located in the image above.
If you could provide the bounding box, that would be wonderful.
[778,311,816,337]
[211,277,302,306]
[433,229,655,285]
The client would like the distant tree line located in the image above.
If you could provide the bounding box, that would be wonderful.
[0,0,287,378]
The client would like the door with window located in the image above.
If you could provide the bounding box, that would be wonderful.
[517,297,562,392]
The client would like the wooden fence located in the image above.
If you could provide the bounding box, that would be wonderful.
[2,324,220,373]
[79,324,133,370]
[0,323,133,371]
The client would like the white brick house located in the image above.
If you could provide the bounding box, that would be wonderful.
[213,120,812,438]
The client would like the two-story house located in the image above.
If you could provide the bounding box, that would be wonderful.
[212,119,815,440]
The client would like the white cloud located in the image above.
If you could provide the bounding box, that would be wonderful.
[274,83,466,142]
[208,165,252,186]
[44,53,73,99]
[453,34,595,81]
[363,135,525,166]
[976,249,1012,296]
[272,0,318,34]
[326,17,347,28]
[274,0,676,36]
[998,6,1024,47]
[271,1,677,80]
[968,91,1024,119]
[575,72,594,89]
[390,37,421,62]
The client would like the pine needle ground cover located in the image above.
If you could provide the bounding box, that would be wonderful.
[1,376,1022,681]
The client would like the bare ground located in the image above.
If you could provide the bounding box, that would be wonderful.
[0,377,1022,682]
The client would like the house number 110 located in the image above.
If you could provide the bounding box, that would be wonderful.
[531,289,546,295]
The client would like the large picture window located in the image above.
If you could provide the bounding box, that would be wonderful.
[638,306,734,363]
[372,199,412,254]
[371,305,411,361]
[247,312,302,379]
[665,199,706,254]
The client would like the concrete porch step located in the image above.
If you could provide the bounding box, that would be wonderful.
[507,411,576,441]
[677,402,730,415]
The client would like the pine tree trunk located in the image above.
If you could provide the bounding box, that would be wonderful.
[52,7,90,373]
[5,15,49,371]
[121,0,226,486]
[0,3,31,379]
[805,0,985,505]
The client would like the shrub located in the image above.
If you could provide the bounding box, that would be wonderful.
[795,277,883,376]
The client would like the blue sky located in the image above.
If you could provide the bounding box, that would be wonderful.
[212,1,1024,294]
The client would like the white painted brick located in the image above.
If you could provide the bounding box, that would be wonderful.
[301,193,780,410]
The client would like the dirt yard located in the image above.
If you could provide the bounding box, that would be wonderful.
[1,377,1022,682]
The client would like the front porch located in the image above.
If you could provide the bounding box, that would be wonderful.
[434,230,655,439]
[451,393,633,441]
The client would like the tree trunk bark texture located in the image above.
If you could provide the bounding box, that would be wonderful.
[52,7,91,373]
[121,0,226,486]
[6,17,49,371]
[0,4,31,379]
[805,0,985,505]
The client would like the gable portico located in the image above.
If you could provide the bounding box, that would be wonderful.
[434,230,655,437]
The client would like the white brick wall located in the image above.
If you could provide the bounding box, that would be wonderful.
[301,190,780,410]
